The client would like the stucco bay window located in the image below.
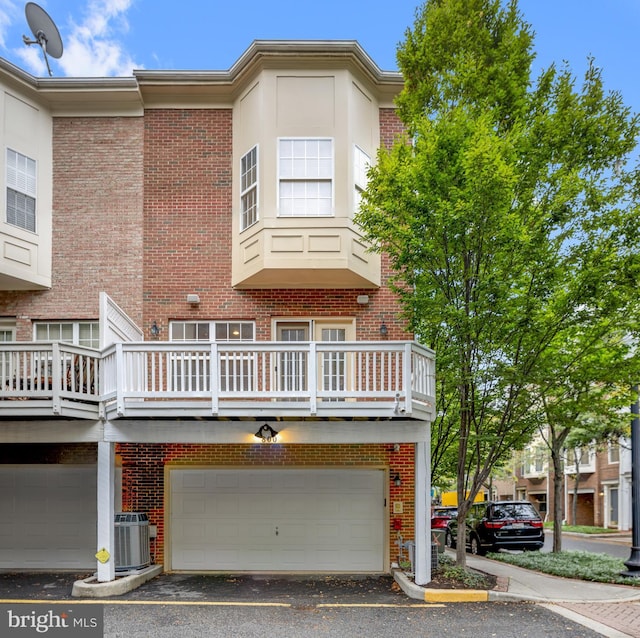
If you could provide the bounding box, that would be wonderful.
[231,66,384,289]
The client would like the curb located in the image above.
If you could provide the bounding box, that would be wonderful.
[71,564,163,598]
[392,567,491,603]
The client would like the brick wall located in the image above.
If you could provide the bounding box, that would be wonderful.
[129,106,420,569]
[117,442,416,566]
[142,107,410,341]
[0,116,145,337]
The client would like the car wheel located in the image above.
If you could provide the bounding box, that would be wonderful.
[469,535,485,556]
[445,530,456,549]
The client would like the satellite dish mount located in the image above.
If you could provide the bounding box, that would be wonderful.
[22,2,63,77]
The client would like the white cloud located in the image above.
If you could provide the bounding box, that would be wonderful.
[6,0,140,77]
[59,0,141,76]
[0,0,20,51]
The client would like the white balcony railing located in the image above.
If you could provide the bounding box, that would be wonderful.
[0,343,101,418]
[1,341,435,421]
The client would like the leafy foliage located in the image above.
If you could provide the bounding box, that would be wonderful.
[356,0,640,566]
[432,553,494,589]
[488,551,640,586]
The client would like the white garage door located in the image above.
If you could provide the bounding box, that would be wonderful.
[0,465,97,569]
[170,469,385,572]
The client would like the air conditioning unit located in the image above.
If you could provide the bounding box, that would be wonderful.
[114,512,151,571]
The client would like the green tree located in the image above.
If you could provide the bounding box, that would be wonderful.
[356,0,640,567]
[531,331,635,552]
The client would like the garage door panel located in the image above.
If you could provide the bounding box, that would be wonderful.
[214,473,240,489]
[170,469,384,572]
[180,521,207,543]
[0,465,96,570]
[243,494,272,516]
[243,472,275,490]
[315,523,340,541]
[179,495,207,515]
[180,471,207,489]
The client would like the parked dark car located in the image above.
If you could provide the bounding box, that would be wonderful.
[445,500,544,555]
[431,506,458,529]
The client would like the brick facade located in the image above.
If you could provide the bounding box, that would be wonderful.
[0,116,145,335]
[141,108,409,342]
[120,105,416,568]
[118,443,415,565]
[0,46,429,575]
[517,445,622,528]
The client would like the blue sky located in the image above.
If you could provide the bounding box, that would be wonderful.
[0,0,639,113]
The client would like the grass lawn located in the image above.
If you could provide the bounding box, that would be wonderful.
[487,550,640,586]
[543,523,621,534]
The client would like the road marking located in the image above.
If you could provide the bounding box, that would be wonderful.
[0,599,444,609]
[0,600,290,607]
[317,603,445,608]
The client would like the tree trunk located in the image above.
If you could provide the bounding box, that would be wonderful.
[571,449,581,526]
[455,369,472,568]
[551,439,564,553]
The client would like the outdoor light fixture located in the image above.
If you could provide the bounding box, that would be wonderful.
[187,294,200,305]
[393,472,402,487]
[150,321,160,337]
[380,323,388,337]
[255,424,279,443]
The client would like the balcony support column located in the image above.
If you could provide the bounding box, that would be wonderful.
[413,438,431,585]
[96,441,116,582]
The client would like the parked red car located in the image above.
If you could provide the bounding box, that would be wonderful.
[431,506,458,529]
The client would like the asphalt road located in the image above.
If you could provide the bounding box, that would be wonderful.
[543,531,632,560]
[0,573,611,637]
[102,601,606,638]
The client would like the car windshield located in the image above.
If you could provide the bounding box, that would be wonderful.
[490,503,539,520]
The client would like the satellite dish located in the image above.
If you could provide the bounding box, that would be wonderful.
[22,2,63,77]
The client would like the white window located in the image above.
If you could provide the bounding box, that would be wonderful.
[0,320,16,388]
[565,443,596,474]
[32,321,98,387]
[34,321,99,348]
[278,138,333,217]
[170,321,255,392]
[354,145,370,212]
[170,322,254,343]
[608,440,620,464]
[6,149,36,232]
[0,320,15,342]
[522,443,547,477]
[240,146,258,230]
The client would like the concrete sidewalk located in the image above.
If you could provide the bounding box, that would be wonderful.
[394,553,640,638]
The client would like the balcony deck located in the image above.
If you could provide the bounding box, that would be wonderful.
[0,341,435,422]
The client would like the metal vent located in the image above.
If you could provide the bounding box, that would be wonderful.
[114,512,150,571]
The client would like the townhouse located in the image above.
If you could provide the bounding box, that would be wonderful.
[516,434,632,529]
[0,42,436,584]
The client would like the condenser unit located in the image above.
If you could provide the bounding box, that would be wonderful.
[114,512,150,571]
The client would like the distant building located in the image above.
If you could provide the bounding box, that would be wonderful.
[515,432,631,529]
